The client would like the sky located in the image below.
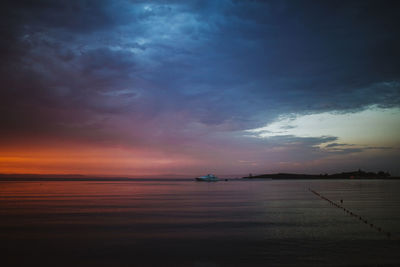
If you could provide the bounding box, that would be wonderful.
[1,0,400,177]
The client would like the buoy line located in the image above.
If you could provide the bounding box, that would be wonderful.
[309,188,392,239]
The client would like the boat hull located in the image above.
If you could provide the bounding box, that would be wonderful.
[195,177,219,182]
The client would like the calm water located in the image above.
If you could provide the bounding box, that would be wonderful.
[1,179,400,266]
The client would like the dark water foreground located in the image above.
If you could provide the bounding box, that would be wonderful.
[1,179,400,266]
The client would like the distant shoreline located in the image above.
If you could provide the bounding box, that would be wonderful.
[242,176,400,180]
[243,170,399,180]
[0,170,399,181]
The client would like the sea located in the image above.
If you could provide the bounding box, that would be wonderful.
[1,179,400,266]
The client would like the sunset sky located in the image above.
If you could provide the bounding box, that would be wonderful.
[1,0,399,177]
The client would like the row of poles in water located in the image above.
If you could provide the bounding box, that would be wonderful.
[309,188,392,239]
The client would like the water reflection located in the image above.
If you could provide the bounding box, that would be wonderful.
[1,180,399,266]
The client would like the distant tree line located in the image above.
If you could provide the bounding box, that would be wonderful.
[243,169,393,179]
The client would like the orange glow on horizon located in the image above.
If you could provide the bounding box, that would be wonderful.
[0,143,200,176]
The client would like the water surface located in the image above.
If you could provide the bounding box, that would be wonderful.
[1,179,399,266]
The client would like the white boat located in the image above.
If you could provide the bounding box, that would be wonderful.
[195,174,219,182]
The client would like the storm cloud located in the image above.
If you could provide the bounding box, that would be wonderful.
[1,0,400,175]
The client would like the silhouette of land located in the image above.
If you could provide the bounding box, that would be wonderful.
[243,170,398,180]
[0,169,398,181]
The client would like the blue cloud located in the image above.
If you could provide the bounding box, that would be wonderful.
[1,0,400,151]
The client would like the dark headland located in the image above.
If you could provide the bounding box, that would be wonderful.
[0,169,399,181]
[243,169,399,180]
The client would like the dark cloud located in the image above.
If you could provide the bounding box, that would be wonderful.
[327,148,364,155]
[325,143,355,148]
[0,0,399,165]
[265,135,338,148]
[323,143,394,155]
[2,0,121,33]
